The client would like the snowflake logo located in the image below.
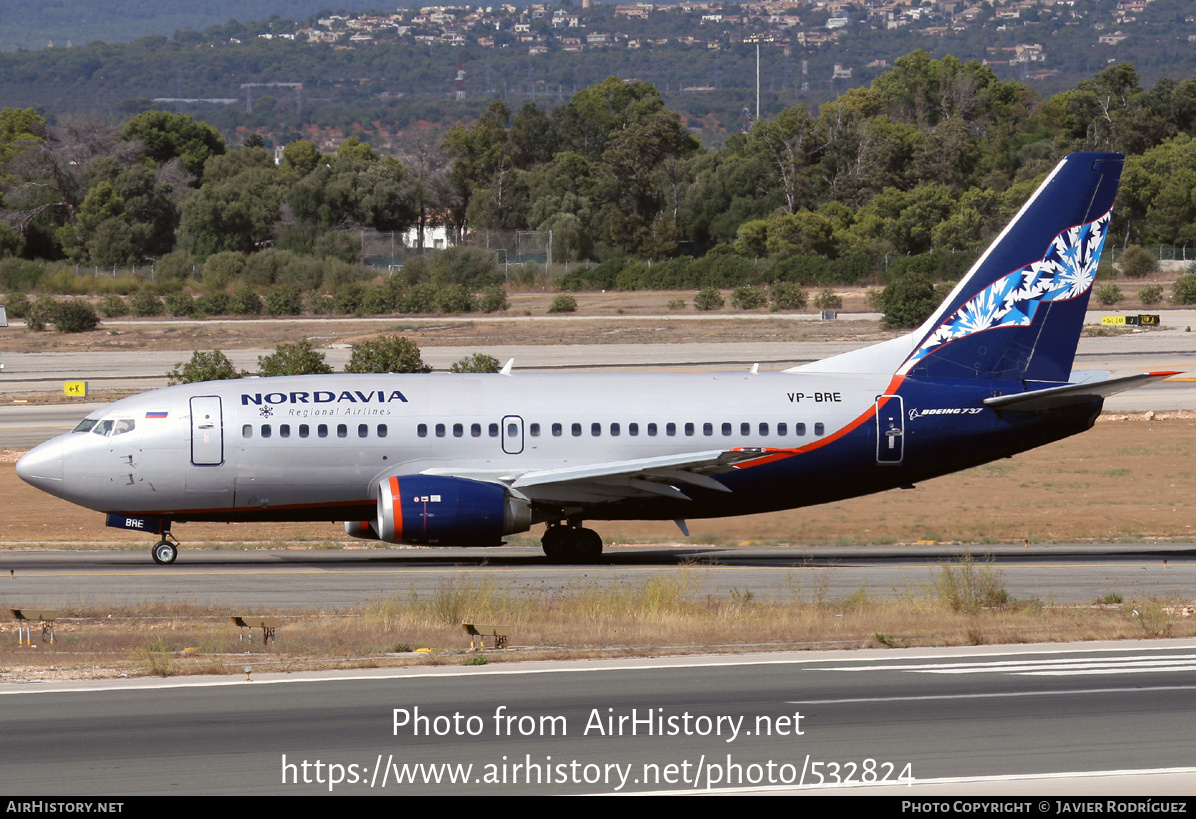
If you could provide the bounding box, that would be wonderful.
[259,406,273,418]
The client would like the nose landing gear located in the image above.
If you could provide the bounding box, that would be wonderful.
[151,533,180,565]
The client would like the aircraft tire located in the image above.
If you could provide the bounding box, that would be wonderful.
[151,540,178,565]
[573,527,603,563]
[541,526,569,562]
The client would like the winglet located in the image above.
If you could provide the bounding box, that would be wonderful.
[500,358,514,376]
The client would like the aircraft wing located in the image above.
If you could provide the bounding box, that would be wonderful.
[984,371,1180,412]
[424,448,769,504]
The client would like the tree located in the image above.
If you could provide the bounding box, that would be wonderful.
[120,110,225,180]
[257,339,333,377]
[167,350,243,384]
[345,336,431,373]
[450,353,501,373]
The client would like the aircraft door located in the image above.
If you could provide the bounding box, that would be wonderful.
[875,394,904,465]
[501,415,524,455]
[190,396,224,466]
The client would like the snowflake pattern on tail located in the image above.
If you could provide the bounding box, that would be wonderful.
[908,210,1110,365]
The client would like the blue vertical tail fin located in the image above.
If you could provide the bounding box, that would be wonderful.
[790,152,1123,382]
[899,152,1123,382]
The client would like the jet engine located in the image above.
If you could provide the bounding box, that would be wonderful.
[375,475,532,546]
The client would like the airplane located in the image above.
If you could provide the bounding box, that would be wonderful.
[15,151,1177,565]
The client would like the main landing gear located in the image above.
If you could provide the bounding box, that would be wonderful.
[541,522,603,564]
[151,532,180,565]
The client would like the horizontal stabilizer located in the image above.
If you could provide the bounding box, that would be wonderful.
[984,371,1180,412]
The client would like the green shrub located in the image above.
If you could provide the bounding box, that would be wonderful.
[345,336,431,373]
[450,353,501,373]
[229,287,262,315]
[814,289,843,310]
[769,282,808,311]
[334,282,366,314]
[1138,284,1164,306]
[167,350,244,384]
[876,273,939,329]
[4,292,31,319]
[399,283,437,313]
[1172,271,1196,304]
[195,291,230,315]
[257,339,333,377]
[667,298,686,310]
[732,284,768,310]
[1095,283,1122,306]
[164,291,196,317]
[264,285,303,316]
[548,294,577,314]
[358,286,397,315]
[52,299,100,333]
[98,293,128,317]
[434,284,477,314]
[693,288,724,311]
[479,286,509,313]
[1118,245,1158,279]
[129,291,164,317]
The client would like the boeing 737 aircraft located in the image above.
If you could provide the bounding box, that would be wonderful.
[15,151,1176,564]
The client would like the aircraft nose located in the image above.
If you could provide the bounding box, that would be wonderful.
[16,439,63,485]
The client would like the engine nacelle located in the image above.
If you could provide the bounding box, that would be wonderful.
[375,475,532,546]
[344,520,378,540]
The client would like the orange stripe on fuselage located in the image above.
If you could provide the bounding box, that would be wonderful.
[733,373,907,470]
[388,475,403,542]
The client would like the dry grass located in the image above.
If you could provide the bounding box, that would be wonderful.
[3,564,1193,681]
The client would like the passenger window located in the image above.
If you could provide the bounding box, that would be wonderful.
[358,424,368,438]
[629,423,638,436]
[489,423,499,437]
[815,423,825,436]
[530,423,540,437]
[610,423,620,436]
[337,424,347,438]
[299,424,310,438]
[703,422,713,436]
[318,424,329,438]
[280,424,290,438]
[759,422,769,436]
[471,423,481,438]
[435,423,446,438]
[795,423,806,436]
[377,424,387,438]
[723,423,733,436]
[417,424,427,438]
[666,423,676,436]
[453,423,463,438]
[508,422,519,437]
[777,422,788,436]
[261,425,272,438]
[572,423,582,437]
[552,423,562,437]
[242,424,252,438]
[648,423,657,436]
[740,422,750,436]
[591,422,601,437]
[685,423,695,436]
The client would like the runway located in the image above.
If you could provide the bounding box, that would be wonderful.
[3,641,1195,794]
[2,544,1193,608]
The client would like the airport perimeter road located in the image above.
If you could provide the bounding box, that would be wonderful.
[3,641,1196,795]
[2,544,1193,608]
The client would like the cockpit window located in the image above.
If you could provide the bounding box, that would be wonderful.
[73,419,98,433]
[91,419,114,437]
[112,419,136,436]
